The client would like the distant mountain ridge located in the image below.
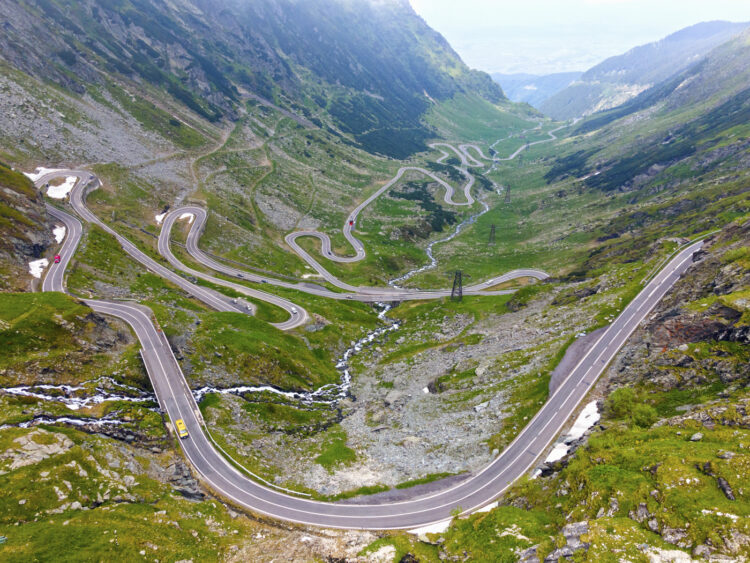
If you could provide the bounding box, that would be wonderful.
[546,26,750,198]
[492,72,582,108]
[540,20,750,120]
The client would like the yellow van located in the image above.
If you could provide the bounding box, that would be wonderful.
[174,419,189,439]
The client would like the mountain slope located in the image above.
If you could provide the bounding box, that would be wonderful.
[0,0,504,158]
[0,163,52,291]
[541,21,750,120]
[493,71,582,108]
[545,27,750,194]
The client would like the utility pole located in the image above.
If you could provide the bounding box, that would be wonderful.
[504,185,511,204]
[488,224,496,245]
[451,270,463,301]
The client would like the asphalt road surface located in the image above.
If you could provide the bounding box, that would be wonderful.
[37,171,307,330]
[32,160,701,530]
[162,206,547,301]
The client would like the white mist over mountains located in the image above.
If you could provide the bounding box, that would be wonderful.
[410,0,750,74]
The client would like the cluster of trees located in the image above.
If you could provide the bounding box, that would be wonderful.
[393,182,457,233]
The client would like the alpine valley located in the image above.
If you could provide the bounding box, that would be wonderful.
[0,1,748,562]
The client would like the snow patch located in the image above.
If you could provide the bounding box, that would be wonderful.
[543,400,600,464]
[23,167,67,182]
[178,212,194,224]
[407,519,452,535]
[53,225,66,244]
[475,501,498,513]
[701,509,739,521]
[155,213,166,225]
[47,177,76,199]
[29,258,48,278]
[567,401,600,441]
[544,442,571,464]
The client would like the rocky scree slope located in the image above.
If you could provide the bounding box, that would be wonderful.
[0,163,52,290]
[606,219,749,396]
[0,0,504,158]
[376,219,749,562]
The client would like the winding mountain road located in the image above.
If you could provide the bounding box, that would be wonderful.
[281,125,569,275]
[161,142,549,300]
[38,185,702,527]
[31,128,702,529]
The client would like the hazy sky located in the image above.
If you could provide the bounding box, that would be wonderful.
[409,0,750,75]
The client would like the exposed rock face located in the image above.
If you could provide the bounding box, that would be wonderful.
[718,477,736,501]
[606,220,750,393]
[168,461,205,501]
[516,522,591,562]
[546,521,590,562]
[0,163,53,290]
[0,429,73,474]
[0,308,135,386]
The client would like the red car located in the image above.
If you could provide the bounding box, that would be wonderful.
[349,220,354,226]
[54,255,61,264]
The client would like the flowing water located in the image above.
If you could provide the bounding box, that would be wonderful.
[0,377,155,411]
[0,414,125,431]
[389,145,503,288]
[3,145,509,417]
[193,304,400,405]
[192,145,508,406]
[388,192,490,287]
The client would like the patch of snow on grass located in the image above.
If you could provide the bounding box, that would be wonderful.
[155,213,166,225]
[178,212,195,224]
[544,442,570,464]
[407,519,451,535]
[475,501,498,513]
[53,225,66,243]
[47,177,76,199]
[543,400,600,464]
[567,400,600,441]
[29,258,49,278]
[701,509,739,521]
[23,167,66,182]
